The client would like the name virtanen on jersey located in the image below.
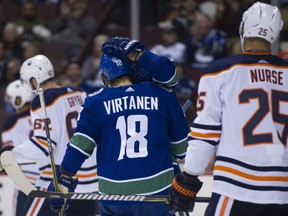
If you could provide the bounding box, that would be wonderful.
[103,96,158,114]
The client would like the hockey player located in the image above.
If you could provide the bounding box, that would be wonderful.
[168,2,288,216]
[1,80,38,216]
[47,53,189,216]
[4,55,98,215]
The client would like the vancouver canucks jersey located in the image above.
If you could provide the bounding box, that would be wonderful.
[12,87,98,192]
[2,110,39,185]
[64,82,188,195]
[185,52,288,204]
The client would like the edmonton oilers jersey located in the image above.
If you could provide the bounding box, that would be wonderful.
[187,52,288,204]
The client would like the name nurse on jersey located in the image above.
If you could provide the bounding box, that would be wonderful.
[103,96,158,114]
[250,68,284,85]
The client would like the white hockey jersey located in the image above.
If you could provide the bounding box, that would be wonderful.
[184,52,288,204]
[12,87,98,192]
[1,110,39,185]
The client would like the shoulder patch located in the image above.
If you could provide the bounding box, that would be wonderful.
[88,88,104,97]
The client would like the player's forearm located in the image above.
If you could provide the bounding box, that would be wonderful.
[183,140,216,176]
[135,50,178,87]
[60,144,88,176]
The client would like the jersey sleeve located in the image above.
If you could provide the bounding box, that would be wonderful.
[184,70,222,175]
[166,91,189,160]
[134,50,178,88]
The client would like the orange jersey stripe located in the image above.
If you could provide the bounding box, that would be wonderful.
[42,171,97,178]
[219,196,229,216]
[190,131,221,139]
[201,62,288,78]
[25,175,38,182]
[35,137,48,148]
[29,188,46,216]
[214,165,288,182]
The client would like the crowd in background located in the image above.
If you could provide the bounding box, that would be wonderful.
[1,0,288,147]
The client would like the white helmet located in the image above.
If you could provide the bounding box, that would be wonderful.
[5,79,34,112]
[20,54,54,91]
[239,2,283,50]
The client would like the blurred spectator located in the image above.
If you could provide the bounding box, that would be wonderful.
[150,26,186,64]
[0,57,21,87]
[61,59,100,94]
[2,22,24,61]
[174,63,197,125]
[51,0,97,57]
[14,0,52,46]
[159,0,199,42]
[185,8,227,70]
[216,0,249,55]
[0,41,9,84]
[0,4,7,38]
[23,41,42,60]
[82,34,108,88]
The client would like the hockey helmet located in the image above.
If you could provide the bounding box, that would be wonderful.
[5,79,34,111]
[239,2,283,49]
[99,54,131,81]
[20,54,54,91]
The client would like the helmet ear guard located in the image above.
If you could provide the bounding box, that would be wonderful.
[5,79,34,112]
[20,55,54,92]
[239,2,283,51]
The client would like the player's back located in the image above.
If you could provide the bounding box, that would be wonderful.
[197,52,288,204]
[30,87,98,192]
[81,82,188,195]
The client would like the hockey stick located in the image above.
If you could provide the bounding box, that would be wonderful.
[182,99,192,113]
[1,151,210,203]
[38,88,64,216]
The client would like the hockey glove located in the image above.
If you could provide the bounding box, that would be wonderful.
[0,145,14,155]
[168,172,203,213]
[102,37,145,62]
[47,168,78,212]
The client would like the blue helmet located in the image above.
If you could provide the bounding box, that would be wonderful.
[99,54,131,81]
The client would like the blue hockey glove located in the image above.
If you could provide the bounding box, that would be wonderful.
[47,168,78,212]
[168,172,203,213]
[102,37,145,62]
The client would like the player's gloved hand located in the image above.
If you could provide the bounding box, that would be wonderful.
[47,168,78,212]
[0,146,14,155]
[102,37,145,62]
[168,172,203,213]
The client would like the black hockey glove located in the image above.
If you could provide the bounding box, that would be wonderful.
[102,37,145,62]
[0,145,14,155]
[168,172,203,213]
[47,168,78,212]
[0,146,14,172]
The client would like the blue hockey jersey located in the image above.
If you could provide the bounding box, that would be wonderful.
[62,82,189,195]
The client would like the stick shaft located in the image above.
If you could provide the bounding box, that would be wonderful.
[29,190,210,203]
[1,151,211,204]
[182,99,192,113]
[38,88,64,216]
